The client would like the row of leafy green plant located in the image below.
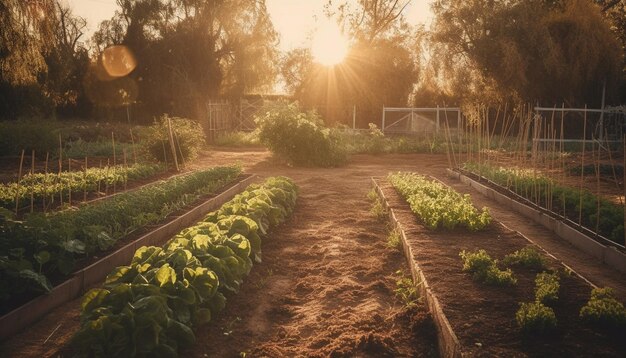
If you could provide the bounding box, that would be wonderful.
[389,172,491,230]
[463,162,624,244]
[460,247,626,334]
[0,166,241,313]
[70,176,298,357]
[0,163,162,210]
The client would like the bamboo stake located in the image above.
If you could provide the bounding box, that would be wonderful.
[59,134,63,206]
[84,157,88,202]
[579,106,588,225]
[560,104,565,217]
[98,159,102,195]
[167,117,180,172]
[112,133,117,194]
[129,128,137,165]
[15,150,25,215]
[123,149,128,191]
[68,158,72,206]
[623,134,626,246]
[43,152,48,212]
[595,135,600,236]
[30,149,35,213]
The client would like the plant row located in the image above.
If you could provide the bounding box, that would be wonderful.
[0,166,241,313]
[70,176,298,357]
[389,172,491,230]
[460,247,626,334]
[0,163,162,210]
[463,162,624,243]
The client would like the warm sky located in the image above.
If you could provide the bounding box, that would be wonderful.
[65,0,433,50]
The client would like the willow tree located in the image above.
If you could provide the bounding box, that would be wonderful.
[430,0,623,106]
[90,0,279,120]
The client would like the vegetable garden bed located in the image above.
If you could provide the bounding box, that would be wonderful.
[374,174,625,357]
[448,168,626,275]
[0,168,246,337]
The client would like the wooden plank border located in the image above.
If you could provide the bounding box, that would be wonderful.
[0,174,259,340]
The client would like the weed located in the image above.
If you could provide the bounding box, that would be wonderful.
[367,188,387,220]
[387,229,403,250]
[394,270,420,309]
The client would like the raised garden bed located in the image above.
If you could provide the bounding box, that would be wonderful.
[0,171,253,339]
[373,175,625,357]
[448,168,626,275]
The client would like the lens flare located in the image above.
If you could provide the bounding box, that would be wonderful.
[101,45,137,78]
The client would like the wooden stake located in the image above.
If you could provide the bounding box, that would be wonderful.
[43,152,49,212]
[167,117,180,172]
[30,149,35,213]
[15,150,25,215]
[84,157,88,202]
[68,158,72,206]
[59,134,63,206]
[579,106,587,225]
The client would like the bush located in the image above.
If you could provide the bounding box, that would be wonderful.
[459,249,517,286]
[0,120,60,157]
[255,102,347,167]
[516,302,557,333]
[140,115,205,164]
[580,287,626,328]
[213,131,261,147]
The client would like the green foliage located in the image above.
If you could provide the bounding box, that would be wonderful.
[367,188,387,221]
[72,176,298,357]
[213,131,261,147]
[0,166,241,311]
[459,249,517,286]
[516,301,558,334]
[255,102,347,167]
[464,162,624,244]
[387,229,403,250]
[331,129,447,155]
[503,247,545,269]
[0,163,161,209]
[140,115,206,164]
[390,172,491,230]
[535,272,560,305]
[580,287,626,328]
[394,271,419,309]
[0,120,60,157]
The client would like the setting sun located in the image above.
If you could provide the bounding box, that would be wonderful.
[311,20,349,66]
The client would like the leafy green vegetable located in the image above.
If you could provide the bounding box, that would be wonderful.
[72,176,299,357]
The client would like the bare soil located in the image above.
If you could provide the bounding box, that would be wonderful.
[1,149,625,357]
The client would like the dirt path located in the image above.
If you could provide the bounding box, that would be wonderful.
[2,149,624,357]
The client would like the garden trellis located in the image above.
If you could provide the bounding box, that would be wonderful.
[381,106,462,136]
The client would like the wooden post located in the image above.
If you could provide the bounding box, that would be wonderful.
[59,134,63,206]
[381,105,386,132]
[352,105,356,129]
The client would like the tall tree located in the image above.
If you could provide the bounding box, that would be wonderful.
[429,0,623,106]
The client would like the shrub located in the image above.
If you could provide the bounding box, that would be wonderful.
[580,287,626,328]
[535,272,560,305]
[255,102,347,167]
[0,120,60,157]
[213,130,260,147]
[516,302,557,333]
[459,249,517,286]
[503,247,545,269]
[140,115,205,164]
